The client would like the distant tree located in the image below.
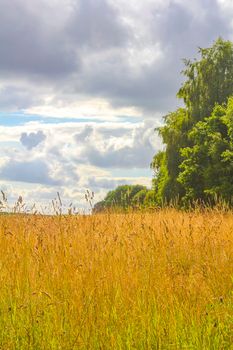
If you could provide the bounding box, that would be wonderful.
[93,200,106,213]
[94,185,146,211]
[132,189,148,206]
[144,190,157,207]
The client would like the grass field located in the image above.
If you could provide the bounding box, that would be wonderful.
[0,209,232,349]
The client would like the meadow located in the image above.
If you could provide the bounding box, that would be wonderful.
[0,209,232,349]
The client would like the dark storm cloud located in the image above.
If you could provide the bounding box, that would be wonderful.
[0,0,128,79]
[0,0,77,77]
[0,159,62,185]
[76,55,179,112]
[0,86,41,110]
[20,130,46,150]
[0,0,232,113]
[152,0,230,59]
[68,0,129,49]
[74,0,232,112]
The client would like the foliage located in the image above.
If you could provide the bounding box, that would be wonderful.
[151,109,190,203]
[94,185,156,211]
[151,38,233,206]
[178,99,233,205]
[178,38,233,121]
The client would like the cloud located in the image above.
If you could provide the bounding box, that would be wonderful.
[0,0,128,80]
[20,130,46,150]
[88,175,152,191]
[0,119,159,189]
[0,0,77,78]
[0,159,61,186]
[71,0,231,112]
[75,120,162,168]
[74,125,93,142]
[87,176,129,189]
[68,0,129,49]
[1,0,233,205]
[0,0,232,115]
[0,86,42,111]
[73,123,131,144]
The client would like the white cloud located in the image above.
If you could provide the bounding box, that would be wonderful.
[26,98,141,120]
[0,118,159,205]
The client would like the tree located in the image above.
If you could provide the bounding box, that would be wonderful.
[178,98,233,205]
[151,38,233,206]
[151,109,190,203]
[178,38,233,121]
[94,185,147,211]
[93,185,159,211]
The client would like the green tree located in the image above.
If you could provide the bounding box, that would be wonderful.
[178,38,233,121]
[94,185,147,211]
[151,109,190,203]
[132,189,148,207]
[144,190,156,207]
[178,98,233,205]
[151,38,233,205]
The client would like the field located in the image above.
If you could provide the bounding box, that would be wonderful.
[0,209,232,349]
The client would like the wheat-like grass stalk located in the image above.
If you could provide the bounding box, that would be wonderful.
[0,208,232,348]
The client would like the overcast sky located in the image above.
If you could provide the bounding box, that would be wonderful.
[0,0,233,211]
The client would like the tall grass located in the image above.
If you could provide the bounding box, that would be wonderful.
[0,209,232,349]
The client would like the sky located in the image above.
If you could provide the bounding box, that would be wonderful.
[0,0,233,212]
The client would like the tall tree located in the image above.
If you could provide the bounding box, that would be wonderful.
[151,38,233,205]
[178,38,233,121]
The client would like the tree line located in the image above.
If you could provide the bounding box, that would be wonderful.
[94,38,233,211]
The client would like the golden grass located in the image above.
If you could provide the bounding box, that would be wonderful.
[0,209,232,349]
